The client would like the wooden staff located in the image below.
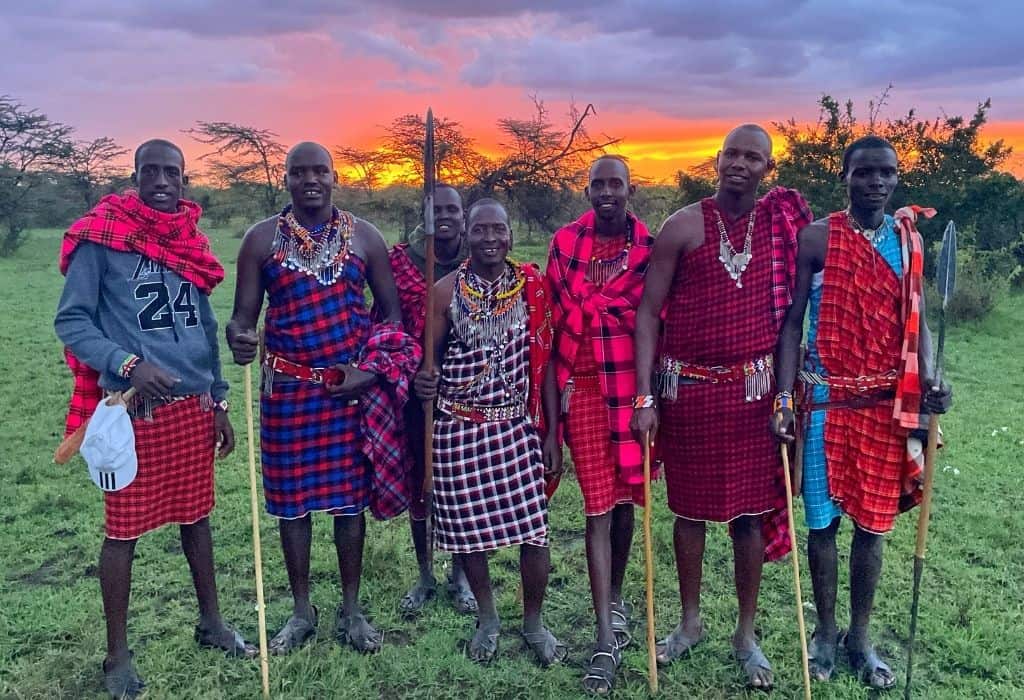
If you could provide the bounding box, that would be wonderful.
[642,433,658,694]
[780,443,812,700]
[54,387,138,464]
[243,363,271,699]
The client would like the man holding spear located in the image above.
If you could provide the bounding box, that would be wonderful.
[382,173,475,616]
[772,135,952,690]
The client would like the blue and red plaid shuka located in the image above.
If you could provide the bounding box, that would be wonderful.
[260,252,372,519]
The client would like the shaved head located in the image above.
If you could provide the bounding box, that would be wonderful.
[723,124,772,157]
[286,141,332,168]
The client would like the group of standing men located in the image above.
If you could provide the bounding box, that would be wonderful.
[55,126,951,699]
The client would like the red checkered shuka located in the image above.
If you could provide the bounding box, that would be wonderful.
[892,205,932,432]
[358,322,423,520]
[816,211,928,533]
[58,191,224,436]
[659,195,794,560]
[523,263,558,499]
[104,396,215,540]
[546,210,653,491]
[386,244,429,341]
[764,187,814,327]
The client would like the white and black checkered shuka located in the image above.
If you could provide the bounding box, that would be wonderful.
[432,285,548,554]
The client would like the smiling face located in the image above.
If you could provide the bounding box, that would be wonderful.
[285,142,336,211]
[132,142,186,213]
[716,126,774,196]
[843,146,899,213]
[586,157,633,224]
[433,185,465,243]
[466,201,511,269]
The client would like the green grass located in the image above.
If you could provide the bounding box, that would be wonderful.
[1,227,1021,699]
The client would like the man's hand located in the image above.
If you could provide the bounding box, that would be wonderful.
[770,407,796,443]
[324,365,377,399]
[130,361,180,400]
[922,380,952,415]
[542,434,564,480]
[226,323,259,365]
[630,407,658,447]
[414,369,440,402]
[214,410,235,458]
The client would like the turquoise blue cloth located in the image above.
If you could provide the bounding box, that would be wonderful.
[801,215,902,529]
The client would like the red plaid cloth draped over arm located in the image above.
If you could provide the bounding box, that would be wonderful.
[358,321,423,520]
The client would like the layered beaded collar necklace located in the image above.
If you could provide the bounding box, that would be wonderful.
[714,206,756,288]
[272,205,354,285]
[845,209,888,245]
[452,259,526,351]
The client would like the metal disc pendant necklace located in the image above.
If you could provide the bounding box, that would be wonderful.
[716,207,756,288]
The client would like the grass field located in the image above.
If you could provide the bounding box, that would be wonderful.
[1,226,1022,699]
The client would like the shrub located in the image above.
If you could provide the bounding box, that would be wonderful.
[926,264,1006,325]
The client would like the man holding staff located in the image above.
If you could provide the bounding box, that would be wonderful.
[631,124,812,689]
[545,155,653,694]
[226,142,414,655]
[771,135,952,689]
[55,139,254,699]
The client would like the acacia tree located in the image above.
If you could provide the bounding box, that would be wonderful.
[333,146,395,198]
[0,96,74,255]
[475,98,621,235]
[377,113,486,183]
[65,137,129,209]
[185,121,286,216]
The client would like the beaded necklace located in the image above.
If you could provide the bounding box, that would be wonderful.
[587,219,633,286]
[845,209,888,245]
[453,259,526,345]
[272,205,353,285]
[715,206,756,288]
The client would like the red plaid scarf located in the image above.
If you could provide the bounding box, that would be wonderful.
[522,262,558,499]
[763,187,814,329]
[58,191,224,436]
[545,210,653,488]
[892,205,932,431]
[358,322,423,520]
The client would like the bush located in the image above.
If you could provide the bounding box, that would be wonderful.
[926,264,1006,325]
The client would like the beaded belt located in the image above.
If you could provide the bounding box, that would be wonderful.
[659,353,774,402]
[798,369,897,411]
[437,396,526,423]
[560,374,600,414]
[263,353,345,385]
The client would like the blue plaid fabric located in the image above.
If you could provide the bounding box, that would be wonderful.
[802,216,901,529]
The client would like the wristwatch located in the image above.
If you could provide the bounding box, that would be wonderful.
[213,399,230,413]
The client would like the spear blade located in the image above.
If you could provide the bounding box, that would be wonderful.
[936,221,957,311]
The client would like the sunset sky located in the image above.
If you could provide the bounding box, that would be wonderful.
[5,1,1024,182]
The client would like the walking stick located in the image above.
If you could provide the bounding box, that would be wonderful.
[244,363,271,699]
[54,387,137,463]
[780,444,812,700]
[905,221,957,700]
[420,108,437,535]
[642,433,658,694]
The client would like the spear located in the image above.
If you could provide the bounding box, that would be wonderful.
[904,220,956,699]
[420,108,437,537]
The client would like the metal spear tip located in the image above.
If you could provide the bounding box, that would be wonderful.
[936,220,958,310]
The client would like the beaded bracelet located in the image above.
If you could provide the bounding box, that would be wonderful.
[773,391,794,413]
[633,394,655,409]
[118,354,141,379]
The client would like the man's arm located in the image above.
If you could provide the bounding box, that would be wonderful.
[413,274,454,401]
[630,205,701,442]
[55,242,133,377]
[355,219,402,325]
[225,219,274,365]
[772,219,827,440]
